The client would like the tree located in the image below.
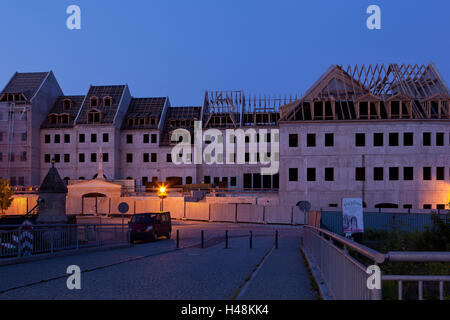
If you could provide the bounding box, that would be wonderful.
[0,179,14,215]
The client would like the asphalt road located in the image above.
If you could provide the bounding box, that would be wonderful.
[0,221,317,300]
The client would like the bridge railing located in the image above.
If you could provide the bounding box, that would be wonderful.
[301,225,450,300]
[0,224,129,259]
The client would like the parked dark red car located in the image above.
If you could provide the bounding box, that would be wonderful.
[128,212,172,243]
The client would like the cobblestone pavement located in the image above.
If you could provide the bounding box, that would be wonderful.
[0,221,317,300]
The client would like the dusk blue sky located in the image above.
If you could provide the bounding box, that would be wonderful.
[0,0,449,106]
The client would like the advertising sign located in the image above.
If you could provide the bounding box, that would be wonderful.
[342,198,364,234]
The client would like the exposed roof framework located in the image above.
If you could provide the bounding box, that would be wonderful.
[203,90,297,128]
[281,63,450,121]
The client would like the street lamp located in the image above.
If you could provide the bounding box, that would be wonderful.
[158,185,167,211]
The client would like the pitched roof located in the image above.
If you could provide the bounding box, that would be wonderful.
[76,85,126,124]
[39,165,68,194]
[160,106,202,146]
[41,95,85,129]
[1,72,50,100]
[122,97,167,129]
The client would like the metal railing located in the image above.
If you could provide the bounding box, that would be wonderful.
[301,225,450,300]
[302,225,384,300]
[0,224,129,259]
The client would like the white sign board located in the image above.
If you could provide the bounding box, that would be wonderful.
[342,198,364,233]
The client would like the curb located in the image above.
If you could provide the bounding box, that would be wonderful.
[0,243,132,267]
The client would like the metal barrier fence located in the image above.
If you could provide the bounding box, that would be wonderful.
[321,211,449,234]
[302,225,450,300]
[0,224,129,259]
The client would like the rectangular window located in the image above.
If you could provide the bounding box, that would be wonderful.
[166,153,172,163]
[325,168,334,181]
[404,132,414,146]
[103,133,109,143]
[423,204,432,209]
[151,134,157,144]
[45,134,51,144]
[389,167,399,181]
[79,134,85,143]
[355,133,365,147]
[307,168,316,181]
[389,133,399,146]
[54,154,60,163]
[437,167,445,180]
[373,133,383,147]
[45,154,51,163]
[143,134,150,144]
[374,167,384,181]
[0,152,2,162]
[289,134,298,147]
[126,134,133,144]
[151,153,157,163]
[204,176,211,184]
[423,132,431,146]
[143,153,149,163]
[64,154,70,163]
[423,167,432,180]
[355,167,365,181]
[0,133,3,142]
[126,154,133,163]
[436,133,444,146]
[325,133,334,147]
[54,134,60,144]
[289,168,298,182]
[103,153,109,162]
[91,153,97,162]
[403,167,414,180]
[79,153,85,163]
[91,134,97,143]
[437,204,446,210]
[20,152,27,161]
[230,177,237,187]
[21,133,27,142]
[64,134,70,143]
[18,177,24,186]
[306,134,316,147]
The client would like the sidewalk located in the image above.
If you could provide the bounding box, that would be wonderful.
[236,235,318,300]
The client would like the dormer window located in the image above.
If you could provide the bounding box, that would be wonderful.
[48,114,57,124]
[90,97,99,107]
[61,114,70,124]
[63,99,72,110]
[88,109,101,123]
[103,96,112,107]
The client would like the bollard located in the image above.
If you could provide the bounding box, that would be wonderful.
[249,231,253,249]
[275,230,278,249]
[176,230,180,249]
[201,230,204,249]
[225,230,229,249]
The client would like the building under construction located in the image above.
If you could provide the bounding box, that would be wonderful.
[1,63,449,210]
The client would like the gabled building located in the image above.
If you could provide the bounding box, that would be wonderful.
[0,71,63,186]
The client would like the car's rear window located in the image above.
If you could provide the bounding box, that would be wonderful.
[131,214,156,224]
